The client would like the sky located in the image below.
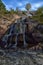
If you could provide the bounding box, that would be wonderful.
[2,0,43,11]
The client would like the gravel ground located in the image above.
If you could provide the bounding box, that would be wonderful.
[0,49,43,65]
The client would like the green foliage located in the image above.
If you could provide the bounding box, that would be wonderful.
[0,0,6,14]
[32,6,43,23]
[0,0,18,16]
[35,7,43,17]
[39,13,43,23]
[0,0,26,16]
[10,8,15,14]
[22,11,26,15]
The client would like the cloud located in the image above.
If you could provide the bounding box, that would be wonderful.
[17,1,43,11]
[31,2,43,10]
[17,1,28,7]
[2,0,43,11]
[17,2,23,6]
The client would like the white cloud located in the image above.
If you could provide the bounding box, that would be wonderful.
[17,1,28,7]
[31,2,43,10]
[2,0,43,11]
[17,2,23,7]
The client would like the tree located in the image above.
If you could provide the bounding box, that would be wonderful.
[25,3,31,11]
[16,7,22,15]
[10,8,15,14]
[0,0,6,14]
[16,7,19,12]
[36,7,43,16]
[33,6,43,23]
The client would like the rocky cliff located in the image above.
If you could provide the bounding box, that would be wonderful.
[0,17,43,49]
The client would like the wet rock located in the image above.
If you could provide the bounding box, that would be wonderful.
[0,50,5,56]
[0,39,6,49]
[17,34,24,48]
[36,24,43,33]
[1,17,43,49]
[7,34,16,48]
[25,24,38,47]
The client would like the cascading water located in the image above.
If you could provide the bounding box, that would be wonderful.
[1,18,43,49]
[2,18,27,48]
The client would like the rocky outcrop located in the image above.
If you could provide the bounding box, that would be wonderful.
[17,34,24,48]
[0,14,20,39]
[0,17,43,49]
[36,23,43,33]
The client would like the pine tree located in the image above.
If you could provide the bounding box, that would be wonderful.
[0,0,6,14]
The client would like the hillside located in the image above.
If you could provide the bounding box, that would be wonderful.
[0,14,20,38]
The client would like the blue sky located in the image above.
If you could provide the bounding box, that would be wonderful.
[2,0,43,10]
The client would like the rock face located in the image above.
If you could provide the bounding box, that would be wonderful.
[0,17,43,49]
[0,39,6,48]
[36,23,43,33]
[0,15,20,39]
[17,34,24,48]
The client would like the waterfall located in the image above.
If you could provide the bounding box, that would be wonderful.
[2,18,27,48]
[2,18,34,48]
[2,17,43,49]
